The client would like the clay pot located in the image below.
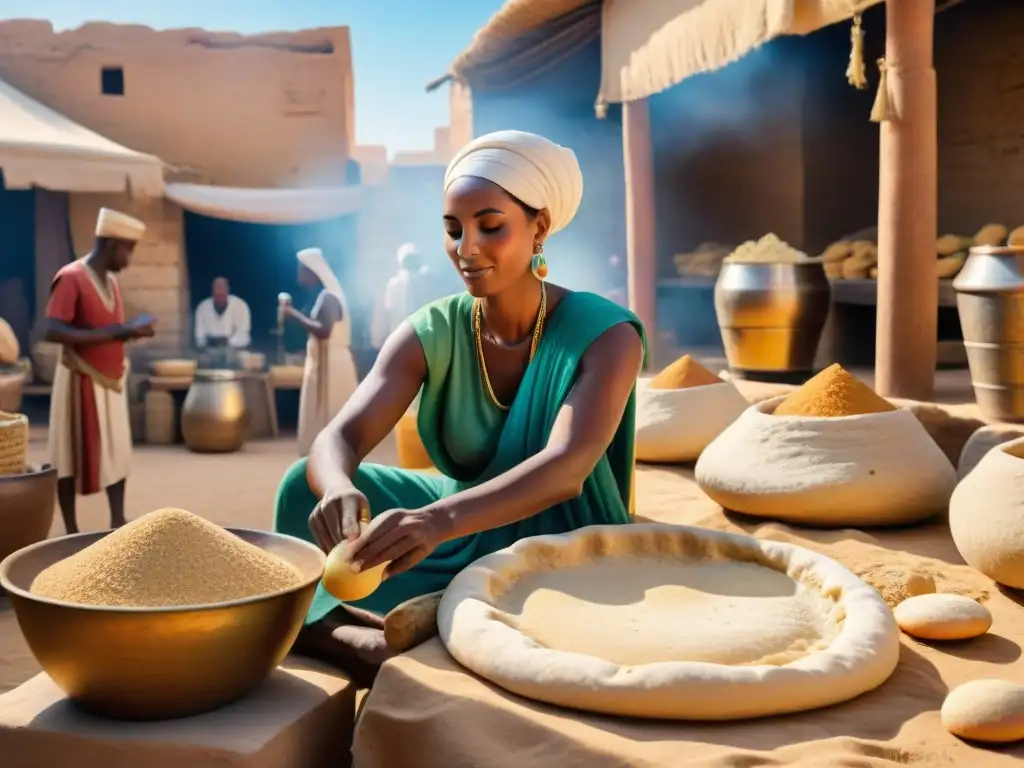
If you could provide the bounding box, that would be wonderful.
[0,463,56,565]
[32,342,61,385]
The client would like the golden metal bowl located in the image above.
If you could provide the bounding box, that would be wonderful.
[0,528,325,721]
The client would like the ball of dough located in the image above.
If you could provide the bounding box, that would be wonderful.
[322,542,388,602]
[942,679,1024,743]
[893,594,992,641]
[903,572,936,598]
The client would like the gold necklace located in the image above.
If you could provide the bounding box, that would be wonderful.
[473,283,547,411]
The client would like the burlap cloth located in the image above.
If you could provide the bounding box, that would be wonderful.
[354,464,1024,767]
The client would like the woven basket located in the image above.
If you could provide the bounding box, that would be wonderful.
[0,411,28,477]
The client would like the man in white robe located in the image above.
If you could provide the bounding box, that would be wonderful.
[194,277,252,349]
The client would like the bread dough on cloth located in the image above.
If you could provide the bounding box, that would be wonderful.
[893,593,992,641]
[438,523,900,720]
[942,679,1024,743]
[950,436,1024,589]
[635,381,749,464]
[694,396,958,527]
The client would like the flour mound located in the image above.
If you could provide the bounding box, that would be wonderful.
[31,508,304,607]
[695,397,957,527]
[635,380,749,464]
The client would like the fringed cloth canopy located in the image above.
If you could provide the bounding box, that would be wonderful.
[438,0,968,120]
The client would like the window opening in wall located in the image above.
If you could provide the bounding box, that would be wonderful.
[101,67,125,96]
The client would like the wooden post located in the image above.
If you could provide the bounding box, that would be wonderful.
[874,0,938,400]
[622,98,657,368]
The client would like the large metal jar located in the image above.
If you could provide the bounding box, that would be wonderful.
[181,370,248,453]
[953,245,1024,422]
[714,261,832,382]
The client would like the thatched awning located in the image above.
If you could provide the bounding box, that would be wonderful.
[438,0,966,109]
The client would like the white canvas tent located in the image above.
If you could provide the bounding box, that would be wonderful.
[164,183,362,225]
[0,77,164,196]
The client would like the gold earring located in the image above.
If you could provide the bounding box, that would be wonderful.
[531,243,548,280]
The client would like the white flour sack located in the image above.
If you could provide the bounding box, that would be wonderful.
[634,380,749,464]
[950,436,1024,589]
[694,396,958,527]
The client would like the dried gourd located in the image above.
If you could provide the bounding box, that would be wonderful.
[937,252,967,279]
[824,260,845,280]
[937,234,971,257]
[1008,225,1024,247]
[821,241,853,264]
[974,224,1008,247]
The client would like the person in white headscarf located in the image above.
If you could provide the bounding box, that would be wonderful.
[272,131,645,683]
[283,247,360,457]
[376,243,427,346]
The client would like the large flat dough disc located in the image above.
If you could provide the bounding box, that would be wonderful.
[439,523,900,720]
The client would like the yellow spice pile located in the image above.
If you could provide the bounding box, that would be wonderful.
[30,508,303,608]
[649,355,722,390]
[773,364,896,418]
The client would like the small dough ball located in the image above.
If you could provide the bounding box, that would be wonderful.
[322,542,388,602]
[942,679,1024,743]
[903,572,936,598]
[893,593,992,640]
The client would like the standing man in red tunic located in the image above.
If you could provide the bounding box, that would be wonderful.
[45,208,155,533]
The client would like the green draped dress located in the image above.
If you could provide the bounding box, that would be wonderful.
[273,290,645,623]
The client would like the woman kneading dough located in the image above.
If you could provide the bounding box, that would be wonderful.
[272,130,646,685]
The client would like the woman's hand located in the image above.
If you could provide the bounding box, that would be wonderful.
[348,507,449,579]
[308,484,370,552]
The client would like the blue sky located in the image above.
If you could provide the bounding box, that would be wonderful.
[5,0,502,153]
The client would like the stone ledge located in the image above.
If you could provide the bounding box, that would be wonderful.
[0,659,356,768]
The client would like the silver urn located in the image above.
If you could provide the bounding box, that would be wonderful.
[953,245,1024,422]
[714,261,832,383]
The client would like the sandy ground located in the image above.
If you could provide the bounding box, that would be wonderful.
[0,428,398,696]
[5,390,1024,765]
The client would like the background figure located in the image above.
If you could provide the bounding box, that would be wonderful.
[285,247,359,457]
[194,276,251,349]
[381,243,430,340]
[45,208,155,533]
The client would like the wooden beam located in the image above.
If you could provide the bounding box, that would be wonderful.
[874,0,938,400]
[622,98,657,367]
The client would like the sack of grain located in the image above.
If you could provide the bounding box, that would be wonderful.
[695,365,956,527]
[949,437,1024,589]
[635,356,748,463]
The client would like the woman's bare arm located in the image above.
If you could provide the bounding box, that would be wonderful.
[306,322,426,496]
[432,322,643,541]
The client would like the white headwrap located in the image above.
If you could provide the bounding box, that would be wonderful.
[297,247,349,316]
[396,242,418,268]
[443,130,583,234]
